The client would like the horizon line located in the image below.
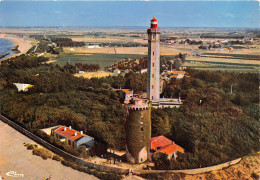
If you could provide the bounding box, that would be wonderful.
[1,26,259,29]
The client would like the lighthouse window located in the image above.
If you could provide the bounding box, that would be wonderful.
[140,127,144,132]
[152,85,154,89]
[152,74,154,78]
[153,51,154,56]
[153,63,154,67]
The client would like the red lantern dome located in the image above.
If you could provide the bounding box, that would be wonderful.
[150,17,158,29]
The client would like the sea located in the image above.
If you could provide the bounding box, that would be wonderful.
[0,38,14,60]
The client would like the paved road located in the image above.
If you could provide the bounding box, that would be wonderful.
[0,120,98,180]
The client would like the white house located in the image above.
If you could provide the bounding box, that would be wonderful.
[86,45,101,49]
[140,68,148,74]
[13,83,34,92]
[113,69,121,74]
[52,126,94,149]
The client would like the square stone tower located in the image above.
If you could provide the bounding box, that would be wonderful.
[147,17,161,105]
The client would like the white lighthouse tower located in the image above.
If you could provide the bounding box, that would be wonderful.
[147,17,161,106]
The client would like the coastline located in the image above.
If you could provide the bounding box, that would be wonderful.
[0,34,36,61]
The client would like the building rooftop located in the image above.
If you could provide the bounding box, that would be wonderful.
[151,135,173,150]
[54,126,88,141]
[155,143,184,155]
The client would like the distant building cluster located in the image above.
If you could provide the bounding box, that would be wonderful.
[161,70,187,80]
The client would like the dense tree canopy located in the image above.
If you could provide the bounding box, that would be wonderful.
[155,68,259,169]
[0,55,259,168]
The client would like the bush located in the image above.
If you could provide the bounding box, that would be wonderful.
[25,143,38,150]
[61,160,72,167]
[251,172,259,180]
[52,155,62,161]
[27,144,36,150]
[32,148,52,160]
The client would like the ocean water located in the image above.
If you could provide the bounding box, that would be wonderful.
[0,38,14,60]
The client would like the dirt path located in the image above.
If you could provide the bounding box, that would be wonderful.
[0,120,98,180]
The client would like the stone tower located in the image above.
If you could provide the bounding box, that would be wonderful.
[147,17,161,105]
[125,99,151,163]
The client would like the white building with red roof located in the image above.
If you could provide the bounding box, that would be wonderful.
[51,126,94,149]
[151,135,184,159]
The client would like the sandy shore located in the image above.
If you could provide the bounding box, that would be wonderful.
[0,120,98,180]
[0,34,36,60]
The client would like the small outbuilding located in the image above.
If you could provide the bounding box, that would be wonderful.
[151,135,184,159]
[113,69,121,74]
[155,143,184,159]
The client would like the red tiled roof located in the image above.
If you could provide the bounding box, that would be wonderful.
[54,126,86,141]
[172,71,186,75]
[155,143,184,155]
[151,135,173,150]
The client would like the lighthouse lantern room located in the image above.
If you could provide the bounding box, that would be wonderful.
[150,17,158,29]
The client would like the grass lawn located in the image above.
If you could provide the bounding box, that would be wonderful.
[194,67,259,73]
[50,53,145,69]
[201,53,260,60]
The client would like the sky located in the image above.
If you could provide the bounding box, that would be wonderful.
[0,1,259,28]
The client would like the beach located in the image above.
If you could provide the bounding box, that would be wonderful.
[0,33,36,60]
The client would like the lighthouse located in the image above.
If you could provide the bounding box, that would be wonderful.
[147,17,161,106]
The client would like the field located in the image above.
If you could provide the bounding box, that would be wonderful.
[186,56,259,65]
[182,44,260,72]
[2,27,258,73]
[71,36,147,44]
[74,71,117,79]
[64,46,190,55]
[48,53,145,69]
[50,45,190,69]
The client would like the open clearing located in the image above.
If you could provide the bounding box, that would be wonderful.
[54,46,190,69]
[74,71,117,79]
[50,53,145,69]
[72,36,147,44]
[186,56,260,65]
[64,46,190,55]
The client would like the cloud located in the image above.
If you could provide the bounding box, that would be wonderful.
[223,12,235,18]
